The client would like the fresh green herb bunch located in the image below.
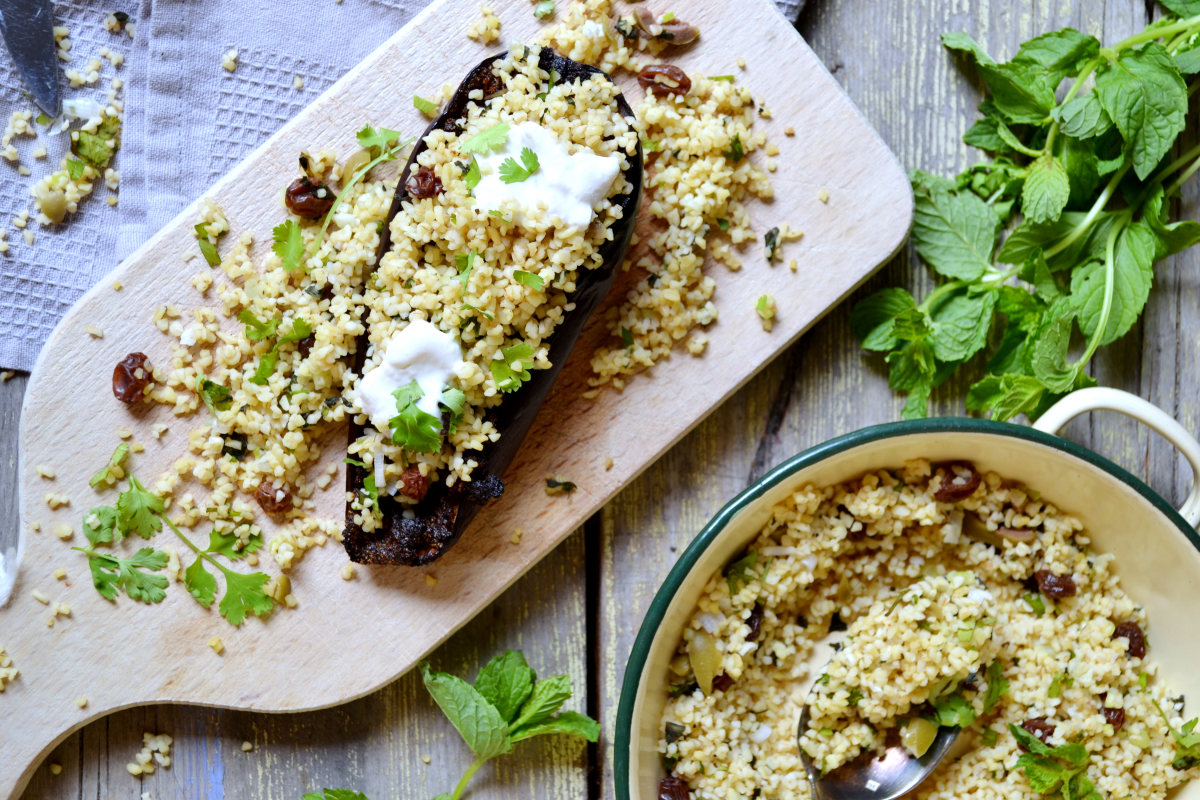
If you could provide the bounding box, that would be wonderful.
[852,5,1200,420]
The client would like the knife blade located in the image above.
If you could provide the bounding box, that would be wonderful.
[0,0,61,118]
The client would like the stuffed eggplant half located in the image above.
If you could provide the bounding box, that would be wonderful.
[342,44,643,566]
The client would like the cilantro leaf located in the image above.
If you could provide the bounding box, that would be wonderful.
[76,546,169,604]
[459,123,511,154]
[931,692,976,727]
[413,95,438,117]
[474,650,535,723]
[490,342,534,393]
[272,219,306,273]
[513,270,545,291]
[499,148,540,184]
[204,529,263,561]
[184,556,217,608]
[440,388,467,435]
[464,158,482,191]
[279,317,313,346]
[724,133,745,162]
[533,0,555,18]
[356,124,403,153]
[420,661,513,760]
[237,309,280,341]
[219,569,274,626]
[198,379,233,415]
[117,475,163,539]
[73,120,120,168]
[247,350,278,386]
[388,381,444,453]
[454,251,476,291]
[82,506,119,546]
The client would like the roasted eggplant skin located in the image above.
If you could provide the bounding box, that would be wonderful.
[343,48,643,567]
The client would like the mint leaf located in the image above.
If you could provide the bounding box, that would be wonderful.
[941,32,996,67]
[1010,722,1056,757]
[928,288,996,362]
[1143,185,1200,259]
[474,650,536,723]
[1022,152,1070,224]
[1055,93,1112,139]
[910,177,998,281]
[1014,752,1066,793]
[511,710,599,743]
[1031,298,1078,393]
[1012,28,1099,75]
[963,116,1014,153]
[389,380,444,453]
[279,317,313,346]
[1071,221,1154,346]
[1094,43,1188,180]
[511,673,572,730]
[184,557,217,608]
[459,123,510,155]
[850,288,917,352]
[273,219,306,272]
[420,661,512,760]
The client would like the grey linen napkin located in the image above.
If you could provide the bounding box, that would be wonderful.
[0,0,804,373]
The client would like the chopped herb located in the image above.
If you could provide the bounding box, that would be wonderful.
[272,219,306,273]
[717,218,731,231]
[710,75,735,81]
[932,691,977,727]
[534,0,555,18]
[198,379,233,415]
[661,11,676,22]
[499,147,540,184]
[66,159,86,180]
[441,388,467,435]
[615,17,637,39]
[237,309,280,341]
[847,688,862,707]
[818,674,831,686]
[194,223,225,267]
[461,303,495,321]
[460,122,511,154]
[756,294,776,323]
[1024,592,1046,617]
[725,551,767,596]
[413,95,439,117]
[545,477,577,496]
[723,132,744,162]
[455,251,477,291]
[221,432,248,462]
[89,443,129,488]
[1151,698,1200,770]
[1048,670,1074,699]
[1140,672,1149,692]
[464,157,482,191]
[72,116,121,168]
[488,209,510,222]
[490,341,535,392]
[620,326,634,348]
[1009,723,1099,799]
[35,112,50,126]
[983,659,1009,713]
[82,505,118,546]
[513,270,545,291]
[642,140,659,153]
[981,727,998,747]
[764,226,780,261]
[537,69,560,101]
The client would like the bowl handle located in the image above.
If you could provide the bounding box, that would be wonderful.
[1033,387,1200,528]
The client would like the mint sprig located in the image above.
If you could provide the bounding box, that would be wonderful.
[421,651,599,800]
[854,9,1200,421]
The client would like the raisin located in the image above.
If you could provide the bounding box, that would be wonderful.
[399,465,430,502]
[255,481,293,515]
[829,612,848,632]
[638,65,692,97]
[295,334,315,358]
[1035,569,1077,599]
[711,673,734,693]
[1103,705,1126,732]
[659,776,689,800]
[1113,621,1147,659]
[285,176,335,219]
[1020,718,1056,747]
[933,461,982,502]
[405,166,445,199]
[746,604,765,642]
[113,352,152,403]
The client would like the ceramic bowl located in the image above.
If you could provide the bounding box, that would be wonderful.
[614,388,1200,800]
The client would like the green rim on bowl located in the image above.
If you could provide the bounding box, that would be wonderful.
[613,416,1200,800]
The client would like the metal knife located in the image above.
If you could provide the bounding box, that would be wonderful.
[0,0,61,118]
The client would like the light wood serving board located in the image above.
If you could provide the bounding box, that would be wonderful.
[1,0,911,794]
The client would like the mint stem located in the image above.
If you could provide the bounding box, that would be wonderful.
[1076,216,1127,369]
[1044,164,1129,259]
[450,756,488,800]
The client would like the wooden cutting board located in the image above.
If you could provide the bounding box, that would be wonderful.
[1,0,911,795]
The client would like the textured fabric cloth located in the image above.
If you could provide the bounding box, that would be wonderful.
[0,0,804,372]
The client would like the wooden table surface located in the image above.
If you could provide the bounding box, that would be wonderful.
[7,0,1199,798]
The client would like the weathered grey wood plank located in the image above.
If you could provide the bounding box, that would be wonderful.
[17,526,588,800]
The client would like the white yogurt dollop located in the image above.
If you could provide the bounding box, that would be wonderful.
[472,121,621,230]
[358,319,464,434]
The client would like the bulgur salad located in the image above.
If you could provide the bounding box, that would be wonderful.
[657,460,1200,800]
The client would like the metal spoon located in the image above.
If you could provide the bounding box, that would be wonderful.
[796,701,959,800]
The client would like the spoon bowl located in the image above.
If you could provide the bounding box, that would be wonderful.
[796,704,959,800]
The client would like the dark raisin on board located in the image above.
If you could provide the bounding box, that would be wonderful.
[285,175,335,219]
[113,352,152,403]
[659,776,689,800]
[933,461,982,502]
[1020,718,1056,747]
[1113,621,1147,659]
[1035,570,1077,599]
[255,480,293,515]
[638,65,691,97]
